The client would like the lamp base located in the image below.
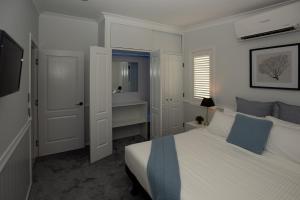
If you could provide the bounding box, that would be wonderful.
[205,107,209,126]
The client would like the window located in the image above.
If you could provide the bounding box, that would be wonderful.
[193,50,212,100]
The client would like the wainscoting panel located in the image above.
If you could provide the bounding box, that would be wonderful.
[0,121,31,200]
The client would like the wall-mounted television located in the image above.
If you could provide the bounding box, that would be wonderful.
[0,30,24,97]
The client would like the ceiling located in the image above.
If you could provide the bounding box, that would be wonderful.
[33,0,292,27]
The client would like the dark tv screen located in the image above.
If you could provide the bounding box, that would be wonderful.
[0,30,24,97]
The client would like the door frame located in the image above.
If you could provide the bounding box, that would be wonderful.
[28,33,39,165]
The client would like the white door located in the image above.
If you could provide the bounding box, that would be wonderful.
[167,54,184,134]
[161,54,169,135]
[161,54,184,136]
[89,46,112,163]
[150,50,162,138]
[38,50,84,156]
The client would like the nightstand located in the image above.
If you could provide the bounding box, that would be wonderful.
[185,121,205,131]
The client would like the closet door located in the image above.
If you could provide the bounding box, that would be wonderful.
[161,54,169,135]
[150,50,162,138]
[89,46,112,163]
[167,54,184,134]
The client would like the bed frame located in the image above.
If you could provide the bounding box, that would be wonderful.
[125,165,151,199]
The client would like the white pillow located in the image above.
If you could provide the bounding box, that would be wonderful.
[266,116,300,130]
[223,108,262,119]
[266,124,300,164]
[207,111,235,138]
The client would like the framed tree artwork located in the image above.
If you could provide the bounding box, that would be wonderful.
[250,43,300,90]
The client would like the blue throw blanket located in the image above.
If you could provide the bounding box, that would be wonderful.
[147,136,181,200]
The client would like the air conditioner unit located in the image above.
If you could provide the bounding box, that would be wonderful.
[235,1,300,40]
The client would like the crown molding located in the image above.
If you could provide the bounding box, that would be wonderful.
[34,0,297,35]
[40,11,98,23]
[101,12,184,34]
[184,0,298,33]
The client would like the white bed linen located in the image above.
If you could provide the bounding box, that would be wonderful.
[125,128,300,200]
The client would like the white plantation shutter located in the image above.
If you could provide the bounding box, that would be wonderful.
[193,50,212,99]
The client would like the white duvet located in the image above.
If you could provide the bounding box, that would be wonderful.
[125,128,300,200]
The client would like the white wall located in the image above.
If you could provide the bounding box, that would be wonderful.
[183,22,300,122]
[39,13,98,54]
[98,19,105,47]
[0,0,38,157]
[39,13,98,103]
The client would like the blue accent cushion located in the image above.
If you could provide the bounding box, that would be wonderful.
[227,114,273,154]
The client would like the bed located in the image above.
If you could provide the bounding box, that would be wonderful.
[125,128,300,200]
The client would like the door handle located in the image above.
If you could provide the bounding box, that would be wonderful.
[76,102,83,106]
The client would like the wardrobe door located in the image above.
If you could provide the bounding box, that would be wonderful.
[167,54,184,134]
[161,54,170,136]
[89,46,112,163]
[150,50,162,138]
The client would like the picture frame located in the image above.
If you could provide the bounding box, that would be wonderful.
[250,43,300,90]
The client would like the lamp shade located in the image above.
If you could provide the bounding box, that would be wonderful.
[200,98,215,107]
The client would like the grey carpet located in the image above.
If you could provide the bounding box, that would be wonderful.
[29,136,149,200]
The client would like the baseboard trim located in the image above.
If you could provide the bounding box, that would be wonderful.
[0,119,31,173]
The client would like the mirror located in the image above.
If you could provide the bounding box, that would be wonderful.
[112,61,138,93]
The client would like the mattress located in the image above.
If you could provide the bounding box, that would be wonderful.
[125,128,300,200]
